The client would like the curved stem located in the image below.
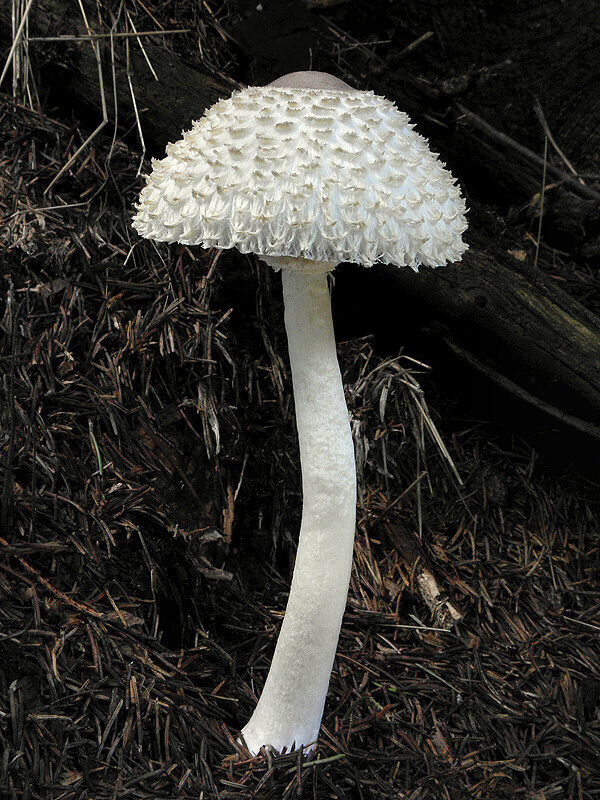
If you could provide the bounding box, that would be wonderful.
[241,268,357,755]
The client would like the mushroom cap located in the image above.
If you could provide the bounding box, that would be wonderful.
[133,84,467,269]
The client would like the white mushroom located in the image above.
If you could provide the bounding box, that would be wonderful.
[133,70,468,756]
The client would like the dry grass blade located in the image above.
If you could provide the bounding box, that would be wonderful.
[0,0,34,97]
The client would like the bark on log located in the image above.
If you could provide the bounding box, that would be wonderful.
[2,0,600,438]
[381,246,600,438]
[0,0,236,154]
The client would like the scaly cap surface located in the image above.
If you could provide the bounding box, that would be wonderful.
[133,85,468,269]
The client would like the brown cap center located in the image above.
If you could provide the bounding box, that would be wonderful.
[267,71,352,91]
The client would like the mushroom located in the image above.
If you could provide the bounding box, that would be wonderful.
[133,71,468,756]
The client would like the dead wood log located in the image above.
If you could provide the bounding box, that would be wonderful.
[0,0,236,153]
[381,244,600,438]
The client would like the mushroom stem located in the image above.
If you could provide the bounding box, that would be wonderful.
[241,266,357,755]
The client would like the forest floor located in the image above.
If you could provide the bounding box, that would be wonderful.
[1,1,599,798]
